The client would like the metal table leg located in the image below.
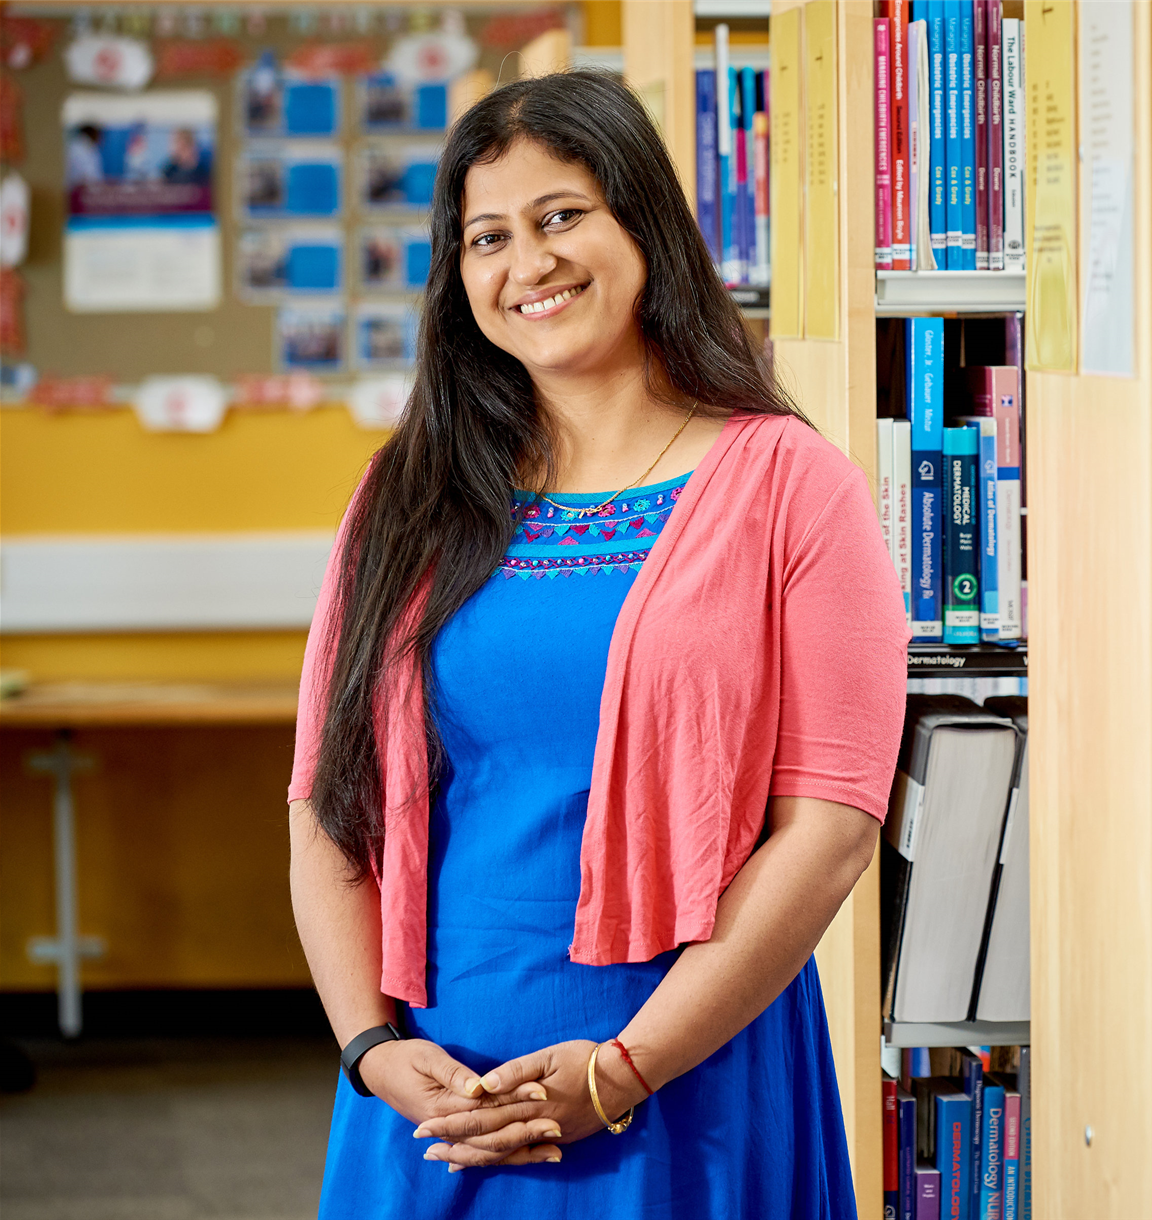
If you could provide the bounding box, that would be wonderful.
[26,732,105,1038]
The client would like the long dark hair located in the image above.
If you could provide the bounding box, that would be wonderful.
[311,71,807,878]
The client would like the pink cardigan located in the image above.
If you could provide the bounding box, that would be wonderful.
[289,412,910,1007]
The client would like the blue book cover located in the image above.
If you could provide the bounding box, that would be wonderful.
[961,1052,986,1220]
[943,427,980,644]
[935,1091,972,1220]
[905,317,944,641]
[959,1,977,269]
[695,70,720,263]
[899,1088,917,1220]
[727,67,746,281]
[960,418,999,640]
[927,1,948,264]
[979,1084,1006,1220]
[740,66,758,279]
[944,0,962,267]
[717,54,738,283]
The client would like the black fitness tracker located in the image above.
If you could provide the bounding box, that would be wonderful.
[340,1022,404,1097]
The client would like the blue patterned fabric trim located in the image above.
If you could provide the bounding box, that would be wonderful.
[501,473,690,577]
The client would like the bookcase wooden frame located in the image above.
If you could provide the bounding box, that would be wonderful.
[623,2,1152,1217]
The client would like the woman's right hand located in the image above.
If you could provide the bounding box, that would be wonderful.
[358,1038,565,1167]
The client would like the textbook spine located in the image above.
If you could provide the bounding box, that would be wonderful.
[959,416,1000,640]
[979,1083,1006,1220]
[695,70,720,265]
[907,317,944,641]
[927,1,948,264]
[944,0,962,267]
[879,417,896,563]
[959,0,976,269]
[890,0,912,268]
[935,1093,972,1220]
[894,418,914,628]
[1001,18,1025,271]
[987,1,1004,270]
[876,19,895,269]
[973,0,989,270]
[1001,1091,1020,1220]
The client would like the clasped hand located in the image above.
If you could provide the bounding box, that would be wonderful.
[360,1037,646,1172]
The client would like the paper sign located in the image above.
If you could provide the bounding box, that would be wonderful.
[770,6,803,340]
[65,35,154,91]
[134,376,227,432]
[1079,0,1135,378]
[348,376,413,430]
[0,172,30,266]
[1024,0,1077,372]
[803,0,839,341]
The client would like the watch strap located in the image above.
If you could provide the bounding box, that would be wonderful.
[341,1022,403,1097]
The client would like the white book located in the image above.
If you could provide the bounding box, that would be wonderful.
[912,21,937,271]
[1002,19,1025,272]
[877,417,895,564]
[893,418,913,628]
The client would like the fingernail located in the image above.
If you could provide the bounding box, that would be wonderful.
[544,1128,562,1140]
[480,1072,500,1091]
[546,1155,562,1163]
[528,1087,547,1101]
[448,1164,463,1174]
[413,1127,430,1139]
[463,1077,481,1095]
[423,1150,438,1162]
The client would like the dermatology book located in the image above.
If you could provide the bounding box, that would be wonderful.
[943,426,980,645]
[906,317,944,640]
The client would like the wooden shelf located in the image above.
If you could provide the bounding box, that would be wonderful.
[884,1020,1031,1049]
[875,270,1026,315]
[694,0,772,16]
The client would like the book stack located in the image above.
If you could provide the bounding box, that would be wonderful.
[874,1,1025,273]
[876,315,1025,645]
[695,24,770,288]
[884,1044,1032,1220]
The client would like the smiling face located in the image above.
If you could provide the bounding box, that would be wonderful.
[458,138,648,384]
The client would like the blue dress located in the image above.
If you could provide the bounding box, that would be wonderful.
[318,474,857,1219]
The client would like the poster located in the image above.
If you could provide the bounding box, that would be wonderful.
[63,91,220,311]
[277,302,345,371]
[354,301,418,370]
[237,226,343,297]
[359,225,431,291]
[359,143,439,211]
[240,54,341,137]
[360,74,449,133]
[239,143,342,218]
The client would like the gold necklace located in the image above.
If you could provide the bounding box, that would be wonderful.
[538,403,698,519]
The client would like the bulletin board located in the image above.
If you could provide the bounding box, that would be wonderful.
[2,3,577,384]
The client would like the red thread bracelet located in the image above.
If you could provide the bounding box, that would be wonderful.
[611,1038,654,1096]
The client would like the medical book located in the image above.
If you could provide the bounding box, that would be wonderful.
[1001,18,1025,271]
[979,1081,1006,1220]
[878,418,896,561]
[973,0,988,270]
[738,66,757,279]
[927,0,948,265]
[936,1089,972,1220]
[943,426,979,645]
[752,107,771,285]
[1018,1047,1032,1219]
[900,1087,918,1220]
[961,1050,985,1220]
[906,317,944,640]
[958,1,976,269]
[987,1,1004,270]
[944,1,962,267]
[916,1162,942,1220]
[958,416,999,640]
[715,27,738,284]
[695,70,720,264]
[887,0,912,267]
[728,66,746,282]
[876,19,895,269]
[895,418,914,626]
[999,1086,1021,1220]
[910,20,937,269]
[885,1074,900,1218]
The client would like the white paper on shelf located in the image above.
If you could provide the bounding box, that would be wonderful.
[1079,0,1135,378]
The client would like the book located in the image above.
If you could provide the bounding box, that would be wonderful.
[910,20,937,270]
[906,317,944,640]
[944,0,962,268]
[1001,17,1025,271]
[876,19,895,270]
[729,65,747,283]
[987,1,1004,270]
[916,1161,942,1220]
[888,0,912,268]
[715,26,739,284]
[885,1074,901,1219]
[979,1081,1006,1220]
[695,69,720,264]
[958,417,999,640]
[752,106,771,285]
[895,418,914,627]
[1018,1046,1031,1220]
[961,1049,986,1220]
[883,696,1019,1023]
[958,0,976,269]
[976,697,1030,1022]
[739,65,758,281]
[964,366,1022,639]
[973,0,988,270]
[900,1087,918,1220]
[936,1088,972,1220]
[927,1,948,265]
[943,426,979,645]
[1000,1085,1021,1220]
[878,417,896,561]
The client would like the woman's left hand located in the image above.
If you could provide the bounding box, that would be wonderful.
[414,1039,648,1171]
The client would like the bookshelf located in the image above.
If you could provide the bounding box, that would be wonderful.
[623,1,1152,1217]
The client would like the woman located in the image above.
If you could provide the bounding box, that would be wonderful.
[289,72,908,1218]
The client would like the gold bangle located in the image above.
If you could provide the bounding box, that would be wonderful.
[587,1042,634,1134]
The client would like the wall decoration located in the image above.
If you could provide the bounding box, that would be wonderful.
[360,75,448,133]
[1,16,58,70]
[155,39,245,79]
[385,23,478,84]
[288,42,378,78]
[0,172,30,267]
[0,73,26,162]
[359,225,430,292]
[64,34,154,91]
[277,303,346,371]
[232,371,324,411]
[26,374,114,410]
[236,225,344,297]
[133,375,228,432]
[353,301,418,370]
[63,91,220,311]
[348,374,413,430]
[241,52,341,136]
[239,142,342,219]
[0,267,26,354]
[358,143,438,211]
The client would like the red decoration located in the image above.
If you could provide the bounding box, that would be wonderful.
[0,15,57,70]
[480,9,566,49]
[27,375,115,411]
[0,267,25,354]
[232,373,325,412]
[287,41,378,77]
[155,38,245,78]
[0,73,25,163]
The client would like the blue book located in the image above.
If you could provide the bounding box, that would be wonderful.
[716,34,738,284]
[935,1090,972,1220]
[959,1,977,269]
[959,417,999,640]
[961,1052,986,1220]
[927,1,948,264]
[905,317,944,641]
[695,70,720,263]
[979,1083,1007,1220]
[944,0,963,267]
[727,66,745,282]
[943,427,980,644]
[740,66,758,280]
[899,1088,918,1220]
